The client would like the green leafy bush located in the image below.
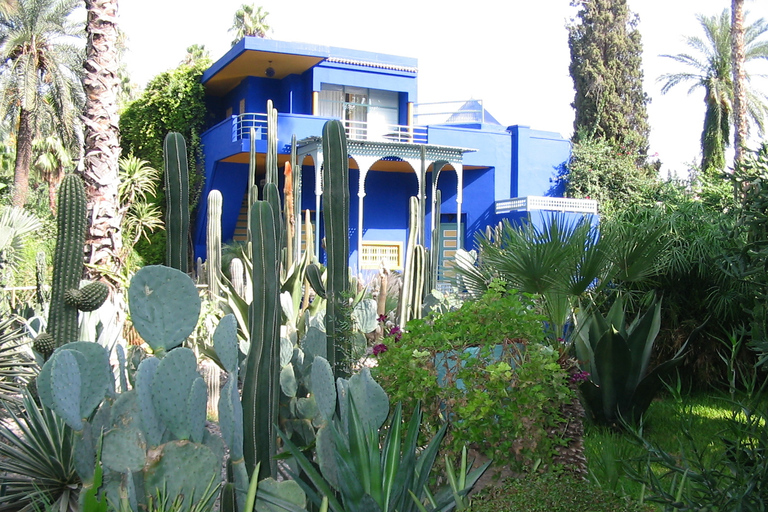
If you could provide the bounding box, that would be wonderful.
[374,283,573,471]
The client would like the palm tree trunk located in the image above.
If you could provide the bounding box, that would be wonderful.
[82,0,122,282]
[11,108,33,207]
[732,0,748,166]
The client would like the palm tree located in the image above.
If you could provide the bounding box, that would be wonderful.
[0,0,84,207]
[732,0,747,165]
[659,9,768,175]
[229,4,270,46]
[82,0,122,281]
[32,134,71,210]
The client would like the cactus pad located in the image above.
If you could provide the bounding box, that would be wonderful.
[310,356,336,422]
[151,348,202,440]
[143,440,219,510]
[212,314,238,375]
[128,265,201,353]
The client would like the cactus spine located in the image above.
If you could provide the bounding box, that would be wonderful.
[399,196,427,325]
[429,189,442,291]
[206,190,223,300]
[42,174,109,354]
[243,196,282,481]
[163,132,190,274]
[322,120,350,376]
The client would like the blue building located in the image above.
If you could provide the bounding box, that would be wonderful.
[195,37,596,278]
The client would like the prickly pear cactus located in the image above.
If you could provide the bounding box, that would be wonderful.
[127,265,200,356]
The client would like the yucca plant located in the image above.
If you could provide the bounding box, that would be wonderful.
[0,316,35,402]
[0,390,79,512]
[574,296,686,427]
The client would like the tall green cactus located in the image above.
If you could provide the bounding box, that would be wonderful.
[429,189,442,291]
[164,132,190,274]
[322,120,350,376]
[399,196,427,325]
[207,190,223,300]
[35,174,108,357]
[242,193,282,481]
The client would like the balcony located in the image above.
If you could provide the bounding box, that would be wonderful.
[234,113,427,144]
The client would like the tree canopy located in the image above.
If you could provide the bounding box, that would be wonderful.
[568,0,650,156]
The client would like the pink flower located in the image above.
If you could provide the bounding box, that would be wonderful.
[373,343,388,355]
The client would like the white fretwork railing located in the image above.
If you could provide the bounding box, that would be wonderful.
[235,113,427,144]
[496,196,598,214]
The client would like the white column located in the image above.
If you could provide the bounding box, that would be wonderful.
[354,156,378,273]
[313,149,323,261]
[455,162,464,250]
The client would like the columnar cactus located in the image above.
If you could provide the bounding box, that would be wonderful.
[35,174,108,357]
[206,190,223,300]
[163,132,190,274]
[242,193,282,481]
[399,196,427,325]
[322,120,351,376]
[429,189,442,292]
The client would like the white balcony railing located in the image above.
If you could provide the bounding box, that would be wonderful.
[234,113,427,144]
[496,196,599,215]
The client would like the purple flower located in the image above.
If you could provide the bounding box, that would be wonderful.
[388,325,402,342]
[570,371,591,384]
[377,314,388,323]
[373,343,388,355]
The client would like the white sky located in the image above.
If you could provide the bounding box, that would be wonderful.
[119,0,768,178]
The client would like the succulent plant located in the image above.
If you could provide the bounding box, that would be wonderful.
[163,132,191,274]
[39,174,109,355]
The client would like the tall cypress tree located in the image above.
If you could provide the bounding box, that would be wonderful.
[568,0,651,156]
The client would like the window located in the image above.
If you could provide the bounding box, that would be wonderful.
[360,241,403,270]
[318,84,399,139]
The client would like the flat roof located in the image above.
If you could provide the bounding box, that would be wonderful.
[203,38,418,96]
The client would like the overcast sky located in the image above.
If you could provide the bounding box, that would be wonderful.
[119,0,768,178]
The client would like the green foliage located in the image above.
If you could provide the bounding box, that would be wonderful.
[280,359,487,512]
[0,317,35,402]
[568,0,650,155]
[468,472,652,512]
[575,296,685,427]
[727,143,768,366]
[120,60,209,264]
[0,390,80,512]
[120,60,209,173]
[454,214,666,343]
[375,284,574,470]
[564,135,659,216]
[658,10,768,175]
[625,389,768,511]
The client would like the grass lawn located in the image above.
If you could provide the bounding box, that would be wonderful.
[469,390,764,511]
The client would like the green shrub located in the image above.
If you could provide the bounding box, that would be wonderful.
[468,472,653,512]
[374,283,573,471]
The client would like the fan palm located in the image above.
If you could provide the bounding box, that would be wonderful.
[229,4,270,46]
[658,9,768,175]
[0,0,84,208]
[0,206,42,281]
[454,213,667,343]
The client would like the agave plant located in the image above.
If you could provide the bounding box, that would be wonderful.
[0,390,79,512]
[280,400,488,512]
[0,316,35,403]
[574,296,686,427]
